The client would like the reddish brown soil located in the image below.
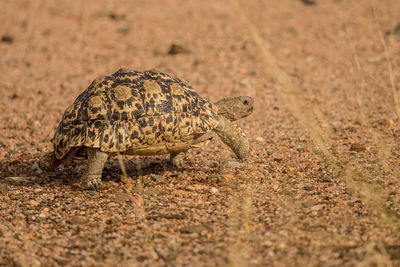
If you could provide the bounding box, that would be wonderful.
[1,0,400,266]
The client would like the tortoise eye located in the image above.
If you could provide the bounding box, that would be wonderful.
[243,100,249,105]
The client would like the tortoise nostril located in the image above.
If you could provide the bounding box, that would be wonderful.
[243,100,249,105]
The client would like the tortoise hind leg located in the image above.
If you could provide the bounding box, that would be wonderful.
[170,151,186,168]
[81,148,108,189]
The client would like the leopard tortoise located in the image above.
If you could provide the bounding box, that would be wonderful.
[39,68,254,188]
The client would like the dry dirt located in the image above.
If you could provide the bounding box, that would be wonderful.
[1,0,400,266]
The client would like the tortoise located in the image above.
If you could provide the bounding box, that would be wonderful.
[39,68,254,188]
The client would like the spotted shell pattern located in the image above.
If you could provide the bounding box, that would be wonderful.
[52,68,220,159]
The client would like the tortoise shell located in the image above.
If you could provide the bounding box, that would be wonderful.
[52,68,220,159]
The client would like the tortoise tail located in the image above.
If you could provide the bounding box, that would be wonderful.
[39,151,61,171]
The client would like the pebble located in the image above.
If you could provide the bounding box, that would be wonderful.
[179,225,207,234]
[331,121,341,129]
[32,162,39,170]
[5,176,32,185]
[152,175,165,182]
[299,135,307,142]
[350,143,366,152]
[114,192,132,203]
[300,0,316,5]
[379,118,393,127]
[0,183,8,195]
[39,213,46,218]
[256,136,264,142]
[29,200,40,206]
[392,23,400,35]
[227,160,241,167]
[1,34,13,43]
[301,200,318,208]
[210,187,219,194]
[303,186,314,191]
[69,216,87,224]
[168,43,190,55]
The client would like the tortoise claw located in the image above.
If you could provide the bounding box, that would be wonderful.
[82,175,102,189]
[170,152,186,168]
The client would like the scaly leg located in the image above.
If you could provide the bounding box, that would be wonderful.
[213,116,251,160]
[81,148,108,189]
[170,151,186,168]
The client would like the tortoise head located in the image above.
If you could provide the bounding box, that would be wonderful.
[214,96,254,121]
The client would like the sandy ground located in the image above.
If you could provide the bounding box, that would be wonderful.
[1,0,400,266]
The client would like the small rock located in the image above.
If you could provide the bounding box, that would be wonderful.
[311,204,324,211]
[144,189,161,196]
[185,184,206,191]
[180,225,207,234]
[0,183,8,195]
[108,12,125,21]
[114,192,132,203]
[301,200,318,208]
[354,118,363,126]
[378,118,393,127]
[5,176,33,185]
[118,175,131,184]
[87,190,97,195]
[256,136,264,142]
[210,187,219,194]
[146,213,186,220]
[299,135,307,142]
[350,143,366,152]
[227,160,241,167]
[320,176,332,182]
[391,22,400,35]
[69,216,87,224]
[210,162,219,168]
[39,213,46,218]
[248,234,259,243]
[300,0,316,5]
[132,195,144,207]
[117,24,131,34]
[29,200,40,206]
[331,121,341,129]
[223,174,235,180]
[343,126,359,132]
[303,185,314,191]
[1,34,13,43]
[281,189,292,195]
[32,162,39,170]
[152,175,165,182]
[167,43,190,55]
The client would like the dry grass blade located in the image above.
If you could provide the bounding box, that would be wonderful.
[344,28,392,172]
[229,0,400,236]
[372,8,400,120]
[227,179,254,267]
[116,153,128,178]
[117,154,160,261]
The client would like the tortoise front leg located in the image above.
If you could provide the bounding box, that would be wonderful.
[81,148,108,189]
[213,116,250,160]
[170,151,186,168]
